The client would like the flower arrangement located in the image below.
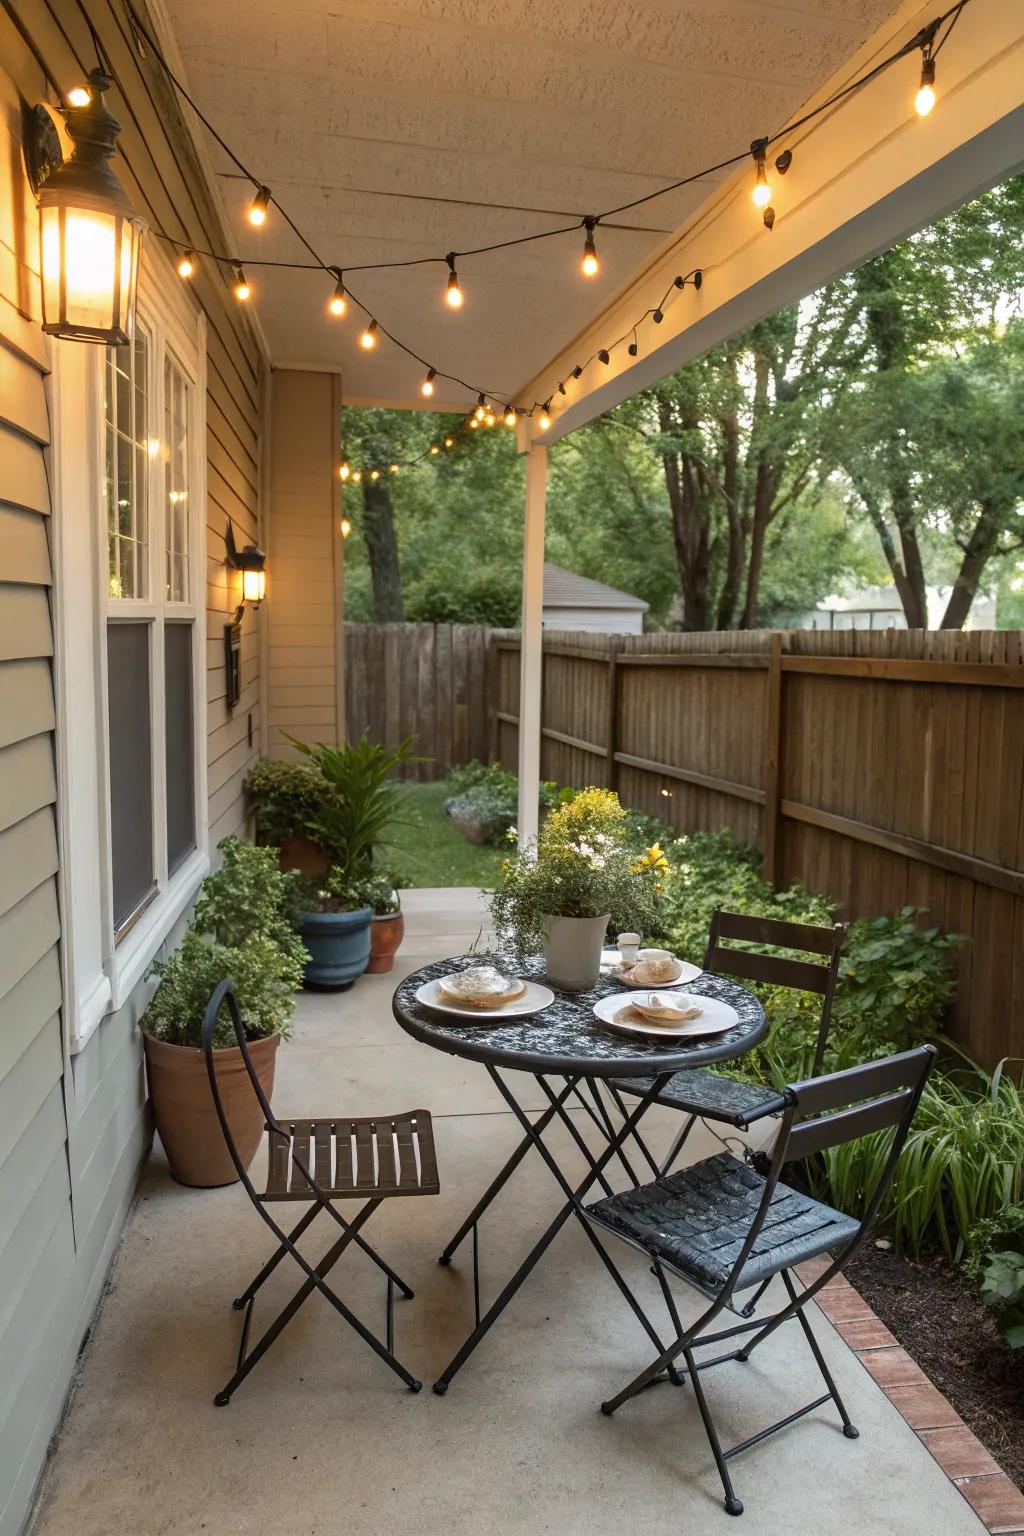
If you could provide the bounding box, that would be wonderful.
[490,788,662,960]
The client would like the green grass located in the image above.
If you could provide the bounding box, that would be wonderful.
[387,782,507,889]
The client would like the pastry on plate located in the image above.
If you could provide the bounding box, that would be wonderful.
[437,966,527,1008]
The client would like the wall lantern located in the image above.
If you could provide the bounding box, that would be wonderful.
[27,70,146,345]
[225,520,267,607]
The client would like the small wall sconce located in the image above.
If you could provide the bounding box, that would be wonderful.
[225,520,266,608]
[26,70,146,345]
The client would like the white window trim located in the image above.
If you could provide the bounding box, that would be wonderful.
[51,240,209,1053]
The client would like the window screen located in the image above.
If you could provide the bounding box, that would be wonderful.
[107,622,155,932]
[164,622,195,874]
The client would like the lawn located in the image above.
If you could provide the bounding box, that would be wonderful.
[388,782,507,889]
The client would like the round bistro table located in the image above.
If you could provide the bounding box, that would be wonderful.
[392,952,766,1394]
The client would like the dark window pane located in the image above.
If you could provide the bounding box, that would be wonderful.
[164,622,195,873]
[107,622,154,932]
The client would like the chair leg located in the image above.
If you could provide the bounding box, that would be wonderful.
[684,1344,745,1517]
[232,1203,321,1310]
[738,1275,772,1320]
[781,1270,858,1439]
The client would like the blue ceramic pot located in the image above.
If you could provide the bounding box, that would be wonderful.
[299,906,373,989]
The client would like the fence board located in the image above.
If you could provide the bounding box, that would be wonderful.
[492,626,1024,1068]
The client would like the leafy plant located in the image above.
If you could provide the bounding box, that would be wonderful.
[292,864,398,916]
[287,732,421,879]
[144,838,306,1048]
[444,761,560,845]
[980,1250,1024,1348]
[244,758,341,857]
[355,870,400,915]
[490,788,661,957]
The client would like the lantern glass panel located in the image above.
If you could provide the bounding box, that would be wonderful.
[241,567,266,604]
[40,201,143,343]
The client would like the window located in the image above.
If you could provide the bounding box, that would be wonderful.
[53,246,209,1050]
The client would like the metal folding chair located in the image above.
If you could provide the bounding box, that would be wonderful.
[585,1044,935,1516]
[607,909,846,1182]
[202,979,439,1403]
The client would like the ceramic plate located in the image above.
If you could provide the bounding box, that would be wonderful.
[415,978,555,1020]
[593,991,738,1040]
[600,949,703,989]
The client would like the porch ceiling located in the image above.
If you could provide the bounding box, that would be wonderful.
[158,0,900,411]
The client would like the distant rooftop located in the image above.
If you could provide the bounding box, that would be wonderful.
[543,563,649,612]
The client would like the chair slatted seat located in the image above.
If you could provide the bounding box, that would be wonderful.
[262,1112,438,1200]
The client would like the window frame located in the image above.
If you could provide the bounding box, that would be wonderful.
[51,241,209,1052]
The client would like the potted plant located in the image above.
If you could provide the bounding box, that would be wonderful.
[293,868,375,988]
[244,757,340,875]
[361,871,405,973]
[490,788,663,990]
[286,731,420,878]
[142,839,307,1187]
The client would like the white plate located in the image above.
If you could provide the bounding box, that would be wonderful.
[600,948,703,989]
[593,991,739,1040]
[415,978,555,1020]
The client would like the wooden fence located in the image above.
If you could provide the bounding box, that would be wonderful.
[491,627,1024,1068]
[344,623,491,779]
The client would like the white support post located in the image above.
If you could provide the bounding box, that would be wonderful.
[517,442,547,851]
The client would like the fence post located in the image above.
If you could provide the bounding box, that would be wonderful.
[606,641,621,793]
[762,631,783,885]
[487,634,499,764]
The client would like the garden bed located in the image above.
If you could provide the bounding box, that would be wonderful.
[846,1243,1024,1492]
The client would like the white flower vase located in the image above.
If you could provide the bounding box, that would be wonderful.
[542,913,610,991]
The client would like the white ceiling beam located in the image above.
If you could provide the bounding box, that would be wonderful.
[521,0,1024,446]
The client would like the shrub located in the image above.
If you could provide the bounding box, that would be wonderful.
[443,762,560,845]
[244,758,341,856]
[287,732,421,878]
[144,838,306,1048]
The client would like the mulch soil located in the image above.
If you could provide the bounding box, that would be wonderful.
[846,1243,1024,1491]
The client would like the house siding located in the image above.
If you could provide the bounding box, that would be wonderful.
[0,3,265,1531]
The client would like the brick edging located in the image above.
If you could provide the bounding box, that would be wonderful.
[795,1256,1024,1536]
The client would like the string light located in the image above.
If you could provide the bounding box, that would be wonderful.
[339,461,350,480]
[430,444,440,454]
[421,368,436,397]
[353,470,362,482]
[390,463,399,473]
[66,84,91,107]
[444,437,454,448]
[340,515,352,538]
[597,349,610,365]
[445,253,463,309]
[247,186,271,227]
[177,249,196,279]
[232,265,250,301]
[359,318,378,349]
[538,401,552,431]
[328,270,347,316]
[750,140,771,209]
[484,410,496,426]
[474,395,486,421]
[503,408,516,427]
[370,469,380,480]
[916,55,937,115]
[581,218,599,277]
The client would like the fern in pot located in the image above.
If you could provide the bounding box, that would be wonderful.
[142,839,306,1187]
[490,789,662,990]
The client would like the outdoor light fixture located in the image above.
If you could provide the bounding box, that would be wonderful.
[916,55,937,116]
[538,401,552,431]
[328,269,347,316]
[750,139,771,209]
[340,515,352,539]
[232,265,251,301]
[359,318,378,349]
[177,248,196,279]
[581,218,599,277]
[225,521,267,607]
[247,185,270,226]
[445,253,463,308]
[421,368,436,397]
[30,69,146,345]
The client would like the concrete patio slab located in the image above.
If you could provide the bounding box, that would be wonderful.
[29,890,984,1536]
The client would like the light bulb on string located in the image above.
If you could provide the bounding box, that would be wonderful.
[390,464,399,474]
[340,515,352,539]
[370,469,380,480]
[248,186,270,227]
[359,318,378,349]
[352,470,362,482]
[177,249,196,279]
[538,401,552,432]
[503,407,516,428]
[468,417,478,429]
[421,368,436,397]
[445,253,463,308]
[66,85,91,107]
[484,410,496,427]
[581,218,599,277]
[328,270,347,316]
[232,265,250,302]
[444,437,454,448]
[916,55,937,116]
[430,444,440,455]
[571,365,583,380]
[598,349,610,365]
[474,394,487,421]
[750,141,771,209]
[339,461,350,481]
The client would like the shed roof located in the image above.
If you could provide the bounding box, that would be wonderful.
[542,564,648,612]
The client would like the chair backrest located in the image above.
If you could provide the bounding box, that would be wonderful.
[704,908,846,1075]
[202,978,284,1185]
[719,1044,936,1301]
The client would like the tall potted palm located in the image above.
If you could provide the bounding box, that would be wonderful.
[286,733,417,987]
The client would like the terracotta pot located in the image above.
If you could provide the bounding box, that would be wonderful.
[367,909,405,973]
[278,834,330,877]
[143,1030,279,1188]
[542,913,611,991]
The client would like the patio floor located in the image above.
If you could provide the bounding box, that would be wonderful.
[31,890,983,1536]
